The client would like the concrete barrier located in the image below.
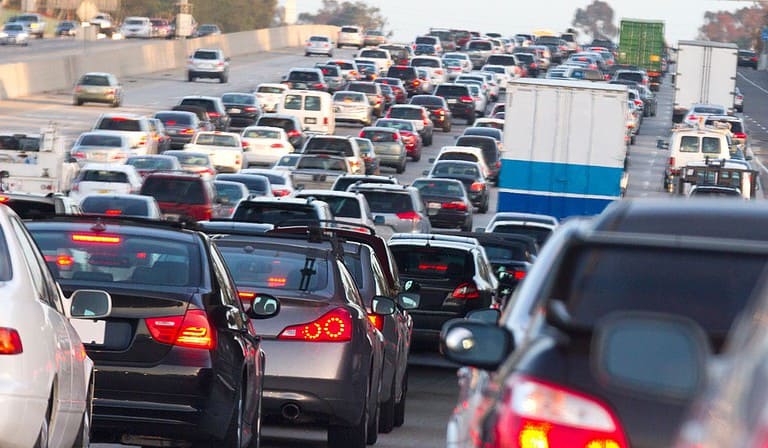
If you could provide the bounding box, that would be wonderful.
[0,24,339,100]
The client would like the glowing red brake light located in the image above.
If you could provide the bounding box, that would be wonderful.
[105,209,122,216]
[513,270,526,280]
[287,130,301,138]
[71,233,122,244]
[419,263,448,271]
[208,112,220,118]
[145,310,215,350]
[669,157,676,167]
[180,128,195,135]
[273,188,291,197]
[368,314,384,331]
[634,99,643,107]
[396,210,420,220]
[734,132,747,139]
[279,308,353,342]
[442,201,467,211]
[459,96,474,103]
[0,328,22,355]
[470,181,485,192]
[0,196,8,203]
[452,282,480,299]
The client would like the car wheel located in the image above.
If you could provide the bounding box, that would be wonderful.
[305,52,310,57]
[630,135,636,145]
[35,395,51,448]
[337,43,342,49]
[479,197,489,214]
[461,218,473,232]
[187,72,194,82]
[328,382,368,448]
[443,122,451,132]
[396,159,406,174]
[412,150,421,162]
[72,380,93,448]
[220,74,228,84]
[379,375,396,434]
[394,370,408,427]
[425,133,433,146]
[366,376,380,445]
[73,98,83,106]
[466,112,475,124]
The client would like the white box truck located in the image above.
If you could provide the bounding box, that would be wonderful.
[500,78,629,220]
[672,40,738,123]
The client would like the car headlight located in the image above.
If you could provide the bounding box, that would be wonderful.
[0,32,6,38]
[19,32,28,38]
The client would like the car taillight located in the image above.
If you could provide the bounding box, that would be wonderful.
[71,233,122,244]
[180,128,195,135]
[241,141,249,149]
[437,109,446,115]
[470,181,485,191]
[442,201,467,211]
[138,135,147,146]
[489,376,628,448]
[145,309,216,350]
[44,254,74,267]
[368,314,384,331]
[217,61,224,67]
[243,106,257,112]
[734,132,747,139]
[530,63,537,68]
[278,308,353,342]
[0,328,22,355]
[104,209,122,216]
[273,188,291,197]
[752,56,759,62]
[413,79,421,87]
[270,143,284,149]
[460,96,474,103]
[634,99,643,107]
[423,117,430,126]
[72,151,86,159]
[669,157,676,167]
[287,130,301,138]
[513,270,526,281]
[208,112,220,118]
[314,82,324,89]
[396,211,420,220]
[688,115,696,121]
[451,281,480,299]
[496,160,501,168]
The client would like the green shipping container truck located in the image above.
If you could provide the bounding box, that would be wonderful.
[618,19,665,91]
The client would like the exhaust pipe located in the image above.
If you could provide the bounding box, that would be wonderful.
[281,403,301,421]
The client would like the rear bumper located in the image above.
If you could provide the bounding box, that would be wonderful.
[447,103,474,118]
[378,153,406,167]
[0,395,48,448]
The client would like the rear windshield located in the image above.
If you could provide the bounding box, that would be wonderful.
[257,86,285,94]
[30,230,201,286]
[361,50,387,59]
[333,177,395,191]
[411,96,443,106]
[297,156,348,171]
[456,137,499,162]
[491,224,552,245]
[617,72,644,83]
[432,162,480,178]
[412,180,465,198]
[552,246,767,349]
[692,106,726,115]
[486,55,516,66]
[412,58,439,68]
[483,243,530,262]
[243,128,281,139]
[215,175,270,195]
[319,66,341,77]
[193,50,218,60]
[95,118,142,132]
[79,75,110,86]
[214,182,247,201]
[124,19,147,26]
[221,94,255,105]
[415,36,437,45]
[217,241,328,291]
[5,199,55,219]
[284,94,323,111]
[126,157,175,170]
[301,194,361,218]
[392,246,474,279]
[440,152,479,163]
[334,92,366,102]
[195,134,238,147]
[357,191,413,213]
[170,152,209,166]
[81,196,149,216]
[516,53,535,63]
[310,36,329,42]
[79,134,123,147]
[341,27,359,33]
[179,99,216,112]
[155,113,193,126]
[141,177,207,204]
[360,130,398,142]
[435,85,469,97]
[389,108,423,120]
[348,83,377,94]
[233,204,318,226]
[304,138,354,156]
[80,170,128,183]
[377,120,414,132]
[257,117,295,131]
[387,67,416,79]
[288,71,320,82]
[468,41,492,51]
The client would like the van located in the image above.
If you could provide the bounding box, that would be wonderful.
[660,126,732,191]
[277,90,335,135]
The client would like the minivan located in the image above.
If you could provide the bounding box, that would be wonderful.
[276,90,335,135]
[139,172,215,222]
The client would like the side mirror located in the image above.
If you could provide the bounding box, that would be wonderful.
[440,319,514,369]
[70,289,112,319]
[373,215,385,225]
[397,292,420,310]
[403,280,420,293]
[225,57,231,62]
[428,157,435,163]
[245,292,280,319]
[594,311,709,400]
[372,296,396,315]
[68,157,78,164]
[656,139,669,149]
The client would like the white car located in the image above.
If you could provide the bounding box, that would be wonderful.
[357,48,392,75]
[411,56,448,85]
[305,34,334,57]
[253,83,288,113]
[333,90,373,126]
[240,126,294,167]
[443,52,472,73]
[433,145,492,179]
[184,131,245,173]
[0,204,112,448]
[69,163,143,203]
[481,64,515,87]
[0,22,29,46]
[465,83,488,116]
[337,25,364,49]
[69,131,135,166]
[120,16,152,39]
[683,103,728,127]
[293,189,376,229]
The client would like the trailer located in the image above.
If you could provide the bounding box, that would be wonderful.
[673,40,738,123]
[618,19,666,91]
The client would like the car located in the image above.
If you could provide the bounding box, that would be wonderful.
[355,60,379,81]
[409,94,452,132]
[462,83,488,117]
[734,86,745,112]
[389,233,498,351]
[344,81,386,117]
[149,17,170,38]
[338,25,364,48]
[465,40,494,69]
[441,199,768,448]
[69,131,134,166]
[442,58,465,80]
[80,193,163,219]
[325,59,362,81]
[424,160,490,213]
[0,192,81,218]
[443,52,472,73]
[385,104,434,146]
[212,180,250,218]
[68,163,143,203]
[221,92,263,129]
[281,67,328,91]
[11,12,45,38]
[386,65,421,96]
[454,135,503,183]
[255,113,306,150]
[363,29,387,47]
[411,178,473,231]
[317,64,345,92]
[72,72,123,107]
[240,167,294,197]
[380,44,414,66]
[163,150,217,180]
[148,118,173,152]
[482,63,516,86]
[153,110,206,149]
[183,131,244,173]
[205,227,389,447]
[410,56,447,86]
[193,23,222,37]
[513,52,540,77]
[55,19,79,36]
[433,83,475,123]
[378,83,396,109]
[704,114,749,149]
[462,126,502,143]
[187,48,230,83]
[374,77,408,104]
[484,216,558,247]
[125,154,183,179]
[614,68,650,87]
[305,34,334,56]
[140,171,215,222]
[333,91,374,126]
[240,125,294,168]
[289,153,353,190]
[358,48,393,75]
[347,183,431,237]
[331,174,398,192]
[178,95,231,131]
[294,189,376,229]
[216,173,274,198]
[302,135,365,175]
[354,137,380,175]
[374,118,423,161]
[171,105,216,131]
[432,145,492,180]
[271,154,301,172]
[230,196,333,227]
[459,72,499,101]
[91,113,158,154]
[25,216,278,447]
[412,36,442,54]
[358,126,407,174]
[737,49,758,69]
[121,16,152,38]
[0,205,113,448]
[253,83,289,113]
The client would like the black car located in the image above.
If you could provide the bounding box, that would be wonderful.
[177,96,231,131]
[512,52,540,77]
[426,160,490,213]
[0,192,80,218]
[55,20,78,36]
[411,178,473,231]
[738,49,758,69]
[255,113,306,150]
[409,95,452,132]
[25,216,279,447]
[153,110,207,149]
[454,135,502,183]
[386,66,421,96]
[433,83,475,123]
[221,92,263,129]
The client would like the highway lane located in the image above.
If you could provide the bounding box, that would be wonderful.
[0,35,148,61]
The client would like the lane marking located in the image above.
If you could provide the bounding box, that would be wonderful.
[738,72,768,95]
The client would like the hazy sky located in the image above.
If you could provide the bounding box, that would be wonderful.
[296,0,757,45]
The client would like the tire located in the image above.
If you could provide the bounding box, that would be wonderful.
[72,381,93,448]
[220,74,228,84]
[379,375,396,434]
[425,134,433,147]
[461,219,473,232]
[188,72,194,82]
[35,396,51,448]
[366,385,379,445]
[305,52,310,57]
[328,386,368,448]
[328,52,333,57]
[479,197,489,214]
[442,122,451,133]
[337,43,342,49]
[630,134,636,145]
[394,371,408,427]
[411,150,421,162]
[74,98,83,106]
[466,112,475,125]
[111,99,120,108]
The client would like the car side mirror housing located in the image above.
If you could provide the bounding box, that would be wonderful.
[440,319,514,370]
[373,215,385,225]
[465,308,501,324]
[70,290,112,319]
[244,292,280,319]
[372,296,396,315]
[397,292,420,310]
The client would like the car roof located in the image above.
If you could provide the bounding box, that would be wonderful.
[295,189,361,199]
[81,163,138,173]
[361,126,398,133]
[350,183,412,192]
[259,113,300,121]
[389,232,480,249]
[241,197,315,205]
[24,216,201,243]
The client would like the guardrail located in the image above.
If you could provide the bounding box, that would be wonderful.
[0,24,340,100]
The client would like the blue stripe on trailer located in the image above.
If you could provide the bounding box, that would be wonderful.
[497,191,617,220]
[498,159,624,198]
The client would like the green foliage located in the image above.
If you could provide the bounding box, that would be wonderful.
[117,0,277,32]
[571,0,618,40]
[298,0,388,32]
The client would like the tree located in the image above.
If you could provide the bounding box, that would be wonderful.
[699,6,767,50]
[571,0,617,40]
[298,0,388,32]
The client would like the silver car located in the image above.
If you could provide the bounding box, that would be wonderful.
[0,22,29,45]
[333,91,373,126]
[70,131,134,166]
[359,127,407,174]
[347,183,431,235]
[187,48,230,83]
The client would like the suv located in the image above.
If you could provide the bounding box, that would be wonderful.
[177,96,231,131]
[409,95,452,132]
[433,83,475,123]
[338,25,364,49]
[13,13,45,38]
[332,174,399,192]
[281,67,328,91]
[389,233,498,350]
[24,217,277,447]
[358,48,393,75]
[386,105,434,146]
[91,113,158,154]
[187,48,230,83]
[302,135,365,174]
[73,72,123,107]
[231,197,333,227]
[139,172,215,222]
[347,183,431,237]
[454,135,502,183]
[386,66,421,96]
[441,199,768,448]
[465,40,494,69]
[0,192,80,218]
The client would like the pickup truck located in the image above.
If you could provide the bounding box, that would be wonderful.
[12,13,46,39]
[290,154,352,190]
[183,131,244,173]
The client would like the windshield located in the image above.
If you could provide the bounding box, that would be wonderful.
[80,170,128,183]
[491,224,552,245]
[377,120,414,131]
[155,113,193,126]
[233,204,318,226]
[301,194,361,218]
[141,178,206,204]
[297,156,347,171]
[257,86,285,94]
[79,134,122,147]
[81,197,150,217]
[243,128,281,139]
[96,118,141,132]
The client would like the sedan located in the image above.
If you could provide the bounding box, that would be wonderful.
[333,91,373,126]
[425,160,490,213]
[73,72,123,107]
[0,22,29,45]
[240,126,294,168]
[125,154,183,179]
[70,131,134,166]
[409,95,452,132]
[411,177,473,231]
[359,127,407,173]
[0,205,112,448]
[374,118,423,161]
[221,92,263,129]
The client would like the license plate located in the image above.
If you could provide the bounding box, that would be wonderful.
[165,214,181,221]
[201,63,213,69]
[294,82,308,89]
[428,202,441,209]
[98,189,111,194]
[305,117,317,124]
[229,108,241,114]
[447,99,457,104]
[71,319,106,345]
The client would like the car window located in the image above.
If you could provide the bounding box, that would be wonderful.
[432,162,479,177]
[412,180,465,197]
[257,117,294,131]
[195,134,238,147]
[80,75,111,86]
[214,182,247,201]
[679,136,700,153]
[702,137,722,154]
[284,94,302,110]
[361,130,397,142]
[257,86,285,94]
[361,50,387,59]
[3,199,55,219]
[216,175,269,195]
[96,118,142,132]
[80,170,129,183]
[435,85,469,97]
[439,152,479,163]
[334,92,365,102]
[141,178,207,204]
[491,224,552,245]
[309,36,329,42]
[483,243,530,262]
[304,138,354,156]
[180,99,216,112]
[305,96,322,111]
[193,50,218,60]
[302,195,361,218]
[377,120,414,131]
[412,58,439,68]
[243,128,281,139]
[390,108,423,120]
[297,156,347,171]
[468,41,492,51]
[392,246,475,279]
[156,113,193,126]
[221,94,255,105]
[233,204,318,226]
[341,26,359,33]
[81,197,149,216]
[79,134,123,147]
[358,191,413,213]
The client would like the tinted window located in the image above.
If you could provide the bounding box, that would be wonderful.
[387,67,417,79]
[193,50,218,60]
[435,85,469,97]
[702,137,722,154]
[692,106,725,115]
[357,191,413,213]
[483,244,529,262]
[221,94,255,105]
[389,108,423,120]
[303,194,361,218]
[141,178,207,204]
[126,157,175,170]
[392,246,474,279]
[81,196,149,216]
[218,242,328,291]
[617,72,644,83]
[415,37,437,45]
[243,128,281,139]
[334,92,366,102]
[304,138,354,156]
[215,174,270,195]
[341,27,359,33]
[310,36,329,42]
[361,50,387,58]
[468,41,492,51]
[233,204,318,226]
[81,170,128,183]
[411,96,444,107]
[439,152,479,163]
[456,136,499,163]
[360,130,397,142]
[491,224,551,245]
[297,156,347,171]
[79,75,111,86]
[376,120,414,131]
[305,96,322,111]
[5,199,55,220]
[348,83,377,94]
[486,55,516,66]
[288,71,320,82]
[78,134,123,147]
[257,117,295,131]
[214,182,246,201]
[195,134,238,147]
[155,112,193,126]
[257,86,285,94]
[95,118,142,132]
[432,162,479,177]
[412,180,465,197]
[412,58,439,68]
[179,99,216,112]
[169,152,209,166]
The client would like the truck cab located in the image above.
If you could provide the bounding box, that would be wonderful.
[0,126,78,194]
[659,125,733,192]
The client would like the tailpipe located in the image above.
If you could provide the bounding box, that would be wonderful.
[281,403,301,421]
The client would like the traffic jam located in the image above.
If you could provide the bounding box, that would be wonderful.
[1,17,767,448]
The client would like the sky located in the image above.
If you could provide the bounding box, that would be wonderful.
[294,0,758,45]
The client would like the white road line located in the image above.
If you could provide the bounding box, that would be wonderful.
[738,72,768,95]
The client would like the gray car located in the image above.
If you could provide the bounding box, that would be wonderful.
[73,72,123,107]
[359,127,407,174]
[153,110,205,149]
[347,183,431,236]
[69,131,134,166]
